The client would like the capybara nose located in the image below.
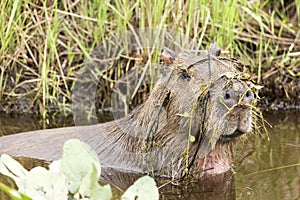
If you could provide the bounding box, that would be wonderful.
[223,84,253,108]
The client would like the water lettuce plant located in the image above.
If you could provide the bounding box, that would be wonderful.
[0,139,158,200]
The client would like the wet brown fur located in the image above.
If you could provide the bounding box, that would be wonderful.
[0,51,254,179]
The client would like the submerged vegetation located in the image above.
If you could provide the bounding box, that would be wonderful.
[0,0,299,117]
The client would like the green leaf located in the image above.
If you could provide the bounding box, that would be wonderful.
[122,176,159,200]
[181,150,188,157]
[90,165,112,200]
[287,69,296,77]
[184,168,189,174]
[0,154,28,178]
[189,135,195,143]
[200,82,207,92]
[23,167,68,200]
[61,139,111,199]
[183,111,190,118]
[60,139,101,194]
[48,160,61,173]
[5,0,20,38]
[0,154,28,189]
[0,140,114,200]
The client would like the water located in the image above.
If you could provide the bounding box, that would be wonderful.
[235,110,300,200]
[0,110,299,199]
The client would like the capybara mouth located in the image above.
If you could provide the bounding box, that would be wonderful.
[220,129,245,140]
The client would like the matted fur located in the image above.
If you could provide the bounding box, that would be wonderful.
[0,51,254,179]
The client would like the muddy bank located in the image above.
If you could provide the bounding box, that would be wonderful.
[257,71,300,110]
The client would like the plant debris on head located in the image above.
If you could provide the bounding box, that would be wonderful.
[137,45,262,178]
[81,44,263,180]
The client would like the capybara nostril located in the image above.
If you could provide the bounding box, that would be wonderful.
[223,89,238,108]
[242,90,254,104]
[222,83,253,108]
[224,92,230,100]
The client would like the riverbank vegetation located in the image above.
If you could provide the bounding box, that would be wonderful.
[0,0,299,117]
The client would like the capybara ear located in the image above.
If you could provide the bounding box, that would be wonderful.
[208,43,221,56]
[161,47,176,64]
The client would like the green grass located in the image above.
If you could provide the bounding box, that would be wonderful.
[0,0,299,117]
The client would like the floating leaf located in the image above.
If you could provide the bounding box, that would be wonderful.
[0,140,113,200]
[23,167,68,200]
[122,176,159,200]
[0,154,28,189]
[0,155,68,200]
[0,155,28,178]
[89,165,112,200]
[48,160,61,174]
[60,139,111,199]
[60,139,101,194]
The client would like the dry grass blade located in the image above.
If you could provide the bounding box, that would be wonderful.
[0,0,299,116]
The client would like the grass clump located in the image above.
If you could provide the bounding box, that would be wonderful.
[0,0,299,117]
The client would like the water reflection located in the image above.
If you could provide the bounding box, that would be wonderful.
[0,110,299,199]
[235,110,300,200]
[101,168,235,200]
[0,112,113,136]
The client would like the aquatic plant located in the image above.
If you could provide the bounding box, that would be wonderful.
[0,139,159,200]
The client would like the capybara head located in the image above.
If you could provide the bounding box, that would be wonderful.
[158,47,254,145]
[99,46,257,178]
[139,47,256,177]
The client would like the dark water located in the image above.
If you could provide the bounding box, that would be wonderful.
[235,110,300,200]
[0,110,299,199]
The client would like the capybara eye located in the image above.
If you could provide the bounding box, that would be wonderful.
[180,70,191,81]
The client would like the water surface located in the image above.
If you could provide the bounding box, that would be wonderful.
[0,110,299,199]
[235,110,300,200]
